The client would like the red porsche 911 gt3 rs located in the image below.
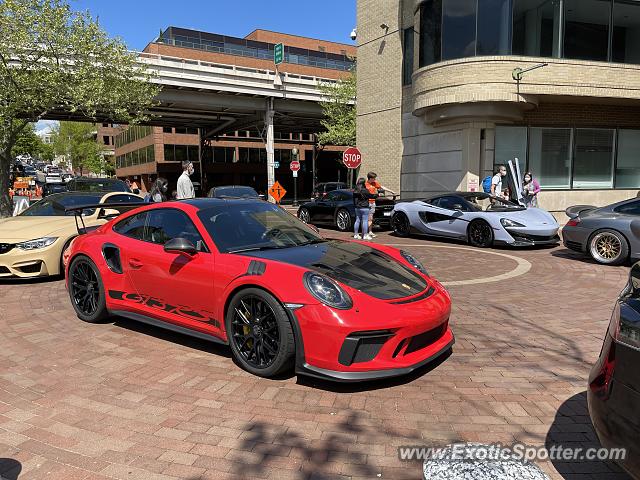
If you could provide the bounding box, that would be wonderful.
[65,199,453,381]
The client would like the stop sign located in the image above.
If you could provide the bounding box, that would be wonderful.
[290,160,300,172]
[343,147,362,169]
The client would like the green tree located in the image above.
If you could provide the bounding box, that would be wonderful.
[0,0,160,217]
[53,122,103,175]
[11,123,43,158]
[317,71,356,147]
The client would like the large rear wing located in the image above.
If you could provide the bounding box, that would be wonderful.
[65,202,145,234]
[565,205,597,219]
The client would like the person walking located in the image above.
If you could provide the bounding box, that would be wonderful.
[176,161,195,200]
[365,172,396,238]
[491,165,508,200]
[522,171,541,208]
[145,177,169,203]
[353,177,377,240]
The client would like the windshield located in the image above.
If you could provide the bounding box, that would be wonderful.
[69,180,129,192]
[20,193,104,216]
[197,202,324,253]
[214,186,259,198]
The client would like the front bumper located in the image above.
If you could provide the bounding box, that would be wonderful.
[0,242,61,278]
[500,228,560,247]
[288,284,453,381]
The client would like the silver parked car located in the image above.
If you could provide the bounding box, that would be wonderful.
[563,197,640,265]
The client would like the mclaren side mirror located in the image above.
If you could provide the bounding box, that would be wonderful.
[453,204,463,211]
[164,237,198,256]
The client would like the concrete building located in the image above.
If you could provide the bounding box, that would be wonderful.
[115,27,356,196]
[357,0,640,215]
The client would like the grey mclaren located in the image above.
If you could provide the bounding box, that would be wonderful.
[562,197,640,265]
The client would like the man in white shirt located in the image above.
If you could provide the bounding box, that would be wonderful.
[491,165,507,199]
[176,161,195,200]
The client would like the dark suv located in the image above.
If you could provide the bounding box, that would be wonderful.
[312,182,348,200]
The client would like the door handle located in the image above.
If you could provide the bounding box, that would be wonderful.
[128,258,143,269]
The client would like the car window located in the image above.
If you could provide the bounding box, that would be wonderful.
[212,187,258,198]
[325,191,342,201]
[102,194,143,204]
[325,184,339,193]
[426,197,441,207]
[436,196,467,211]
[145,209,207,251]
[19,193,103,216]
[113,212,148,240]
[614,200,640,215]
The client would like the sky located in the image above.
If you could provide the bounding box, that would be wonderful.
[71,0,356,51]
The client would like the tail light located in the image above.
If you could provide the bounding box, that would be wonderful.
[566,217,581,227]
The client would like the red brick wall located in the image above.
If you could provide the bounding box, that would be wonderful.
[244,30,356,57]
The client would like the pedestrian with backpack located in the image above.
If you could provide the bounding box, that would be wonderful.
[490,165,508,199]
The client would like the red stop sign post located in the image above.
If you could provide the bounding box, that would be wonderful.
[343,147,362,188]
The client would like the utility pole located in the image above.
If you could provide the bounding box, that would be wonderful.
[266,97,275,203]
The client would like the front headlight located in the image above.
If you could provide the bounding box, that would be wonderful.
[500,218,525,228]
[15,237,58,250]
[303,272,352,309]
[400,250,428,275]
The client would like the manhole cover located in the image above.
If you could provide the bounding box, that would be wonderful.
[423,443,550,480]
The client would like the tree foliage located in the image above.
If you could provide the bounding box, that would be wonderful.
[317,71,356,147]
[52,121,103,175]
[0,0,161,216]
[11,123,42,157]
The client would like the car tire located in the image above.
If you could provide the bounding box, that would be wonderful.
[68,256,109,323]
[335,208,352,232]
[392,211,411,237]
[298,207,311,224]
[226,288,295,378]
[468,220,494,248]
[588,229,629,266]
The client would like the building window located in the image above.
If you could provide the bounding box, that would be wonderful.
[564,0,611,62]
[572,129,615,189]
[402,27,415,85]
[612,0,640,64]
[477,0,513,55]
[187,145,199,162]
[512,0,561,57]
[616,129,640,188]
[442,0,477,60]
[174,127,188,134]
[164,144,175,162]
[528,128,573,189]
[495,126,527,167]
[163,127,173,133]
[174,145,188,162]
[102,136,110,145]
[213,146,236,163]
[419,0,442,67]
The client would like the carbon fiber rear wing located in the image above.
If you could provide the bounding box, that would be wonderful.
[65,202,145,235]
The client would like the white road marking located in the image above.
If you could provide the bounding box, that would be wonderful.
[385,244,532,286]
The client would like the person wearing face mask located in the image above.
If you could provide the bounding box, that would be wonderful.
[145,177,169,203]
[491,165,508,200]
[177,161,195,200]
[522,171,540,208]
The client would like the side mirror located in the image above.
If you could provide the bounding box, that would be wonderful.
[99,208,119,219]
[164,237,198,256]
[452,204,463,211]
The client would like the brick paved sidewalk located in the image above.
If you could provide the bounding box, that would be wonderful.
[0,229,632,479]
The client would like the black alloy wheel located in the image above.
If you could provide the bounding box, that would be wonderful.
[335,209,351,232]
[68,256,108,323]
[392,211,411,237]
[468,220,494,248]
[298,207,311,224]
[226,288,294,377]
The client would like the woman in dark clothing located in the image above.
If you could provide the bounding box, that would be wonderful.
[146,177,169,203]
[353,177,378,240]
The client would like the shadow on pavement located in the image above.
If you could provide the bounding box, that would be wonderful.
[0,275,63,286]
[551,248,632,267]
[0,459,21,480]
[545,391,631,479]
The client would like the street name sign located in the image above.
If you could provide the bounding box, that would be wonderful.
[274,43,284,65]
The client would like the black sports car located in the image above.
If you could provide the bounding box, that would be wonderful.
[208,185,262,199]
[297,189,395,232]
[588,261,640,478]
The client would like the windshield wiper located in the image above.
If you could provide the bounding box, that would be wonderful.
[297,239,327,247]
[228,245,292,254]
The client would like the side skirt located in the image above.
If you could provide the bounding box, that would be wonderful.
[110,310,228,345]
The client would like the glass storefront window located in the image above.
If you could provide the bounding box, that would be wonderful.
[616,129,640,188]
[174,145,188,163]
[164,144,175,162]
[572,129,614,188]
[512,0,562,57]
[495,126,527,166]
[564,0,611,62]
[442,0,477,60]
[477,0,513,55]
[612,0,640,64]
[528,128,572,189]
[419,0,442,67]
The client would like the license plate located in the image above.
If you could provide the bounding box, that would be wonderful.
[383,211,391,217]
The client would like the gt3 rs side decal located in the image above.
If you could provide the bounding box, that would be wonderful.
[108,290,220,328]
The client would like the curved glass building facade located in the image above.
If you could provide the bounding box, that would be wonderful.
[419,0,640,67]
